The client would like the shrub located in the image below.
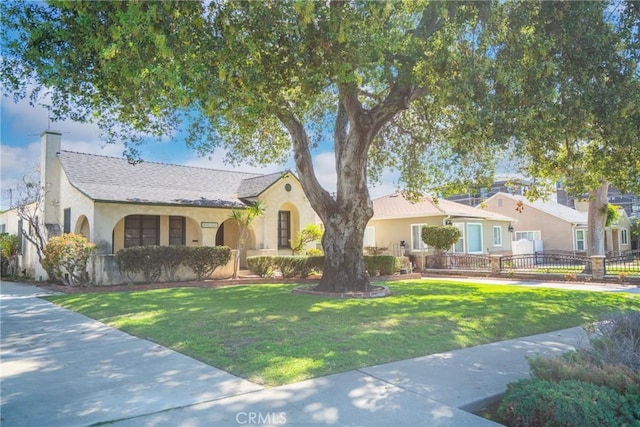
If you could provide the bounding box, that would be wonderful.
[42,234,96,286]
[421,225,461,253]
[498,379,640,427]
[247,256,275,278]
[274,256,300,278]
[305,248,323,256]
[247,255,325,278]
[0,233,19,277]
[184,246,232,281]
[584,310,640,370]
[116,246,163,283]
[306,256,325,274]
[290,224,323,255]
[155,246,188,282]
[364,255,401,276]
[528,355,640,395]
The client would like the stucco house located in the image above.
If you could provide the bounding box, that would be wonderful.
[482,192,632,254]
[1,130,317,284]
[367,193,515,268]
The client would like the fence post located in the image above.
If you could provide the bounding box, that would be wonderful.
[590,255,606,280]
[491,255,502,275]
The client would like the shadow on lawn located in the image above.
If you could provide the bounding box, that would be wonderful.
[46,280,640,386]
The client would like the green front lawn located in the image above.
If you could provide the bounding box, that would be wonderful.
[46,279,640,386]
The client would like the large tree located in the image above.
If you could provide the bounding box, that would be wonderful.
[2,1,637,290]
[491,1,640,256]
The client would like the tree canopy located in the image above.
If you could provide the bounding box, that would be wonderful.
[2,0,638,290]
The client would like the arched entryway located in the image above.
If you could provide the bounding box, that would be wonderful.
[277,202,300,253]
[216,218,255,267]
[74,215,90,238]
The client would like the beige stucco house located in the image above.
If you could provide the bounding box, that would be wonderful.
[1,130,317,284]
[367,193,515,268]
[482,192,632,254]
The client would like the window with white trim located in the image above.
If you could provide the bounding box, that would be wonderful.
[411,224,426,251]
[621,229,628,245]
[576,229,586,251]
[493,226,502,246]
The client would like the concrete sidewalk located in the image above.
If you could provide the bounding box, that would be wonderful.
[0,280,602,426]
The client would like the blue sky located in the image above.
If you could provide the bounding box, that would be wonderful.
[0,94,398,211]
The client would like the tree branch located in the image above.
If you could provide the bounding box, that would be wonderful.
[276,108,335,218]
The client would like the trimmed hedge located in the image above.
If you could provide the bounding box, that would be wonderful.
[246,255,401,278]
[364,255,401,276]
[247,256,275,278]
[499,379,640,427]
[185,246,232,281]
[116,245,231,282]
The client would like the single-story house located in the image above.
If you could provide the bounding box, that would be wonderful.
[1,130,317,284]
[482,192,632,254]
[367,193,515,268]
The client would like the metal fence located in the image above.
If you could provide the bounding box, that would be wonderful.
[424,254,491,271]
[605,249,640,275]
[500,253,592,273]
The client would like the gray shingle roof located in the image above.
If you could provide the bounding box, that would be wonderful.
[58,151,285,208]
[237,171,287,198]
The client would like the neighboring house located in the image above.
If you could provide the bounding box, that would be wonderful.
[367,193,515,268]
[482,192,632,254]
[0,130,317,284]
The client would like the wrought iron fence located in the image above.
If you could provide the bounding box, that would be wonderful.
[605,250,640,276]
[500,253,592,273]
[424,253,491,270]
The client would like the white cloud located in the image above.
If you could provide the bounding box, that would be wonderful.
[182,149,290,175]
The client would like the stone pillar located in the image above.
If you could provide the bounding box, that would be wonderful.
[591,255,606,280]
[491,255,503,275]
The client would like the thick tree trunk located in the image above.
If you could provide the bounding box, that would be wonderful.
[316,201,373,292]
[277,85,421,293]
[587,181,610,257]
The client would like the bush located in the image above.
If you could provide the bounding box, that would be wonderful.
[42,234,96,286]
[528,354,640,396]
[0,233,19,277]
[247,256,275,278]
[306,256,325,274]
[184,246,232,281]
[364,255,401,276]
[274,256,302,278]
[155,246,188,282]
[116,246,163,283]
[247,255,325,279]
[305,248,323,256]
[584,310,640,370]
[421,225,461,253]
[498,379,640,427]
[117,245,231,282]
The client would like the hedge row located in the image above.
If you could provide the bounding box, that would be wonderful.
[247,255,401,278]
[116,245,231,282]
